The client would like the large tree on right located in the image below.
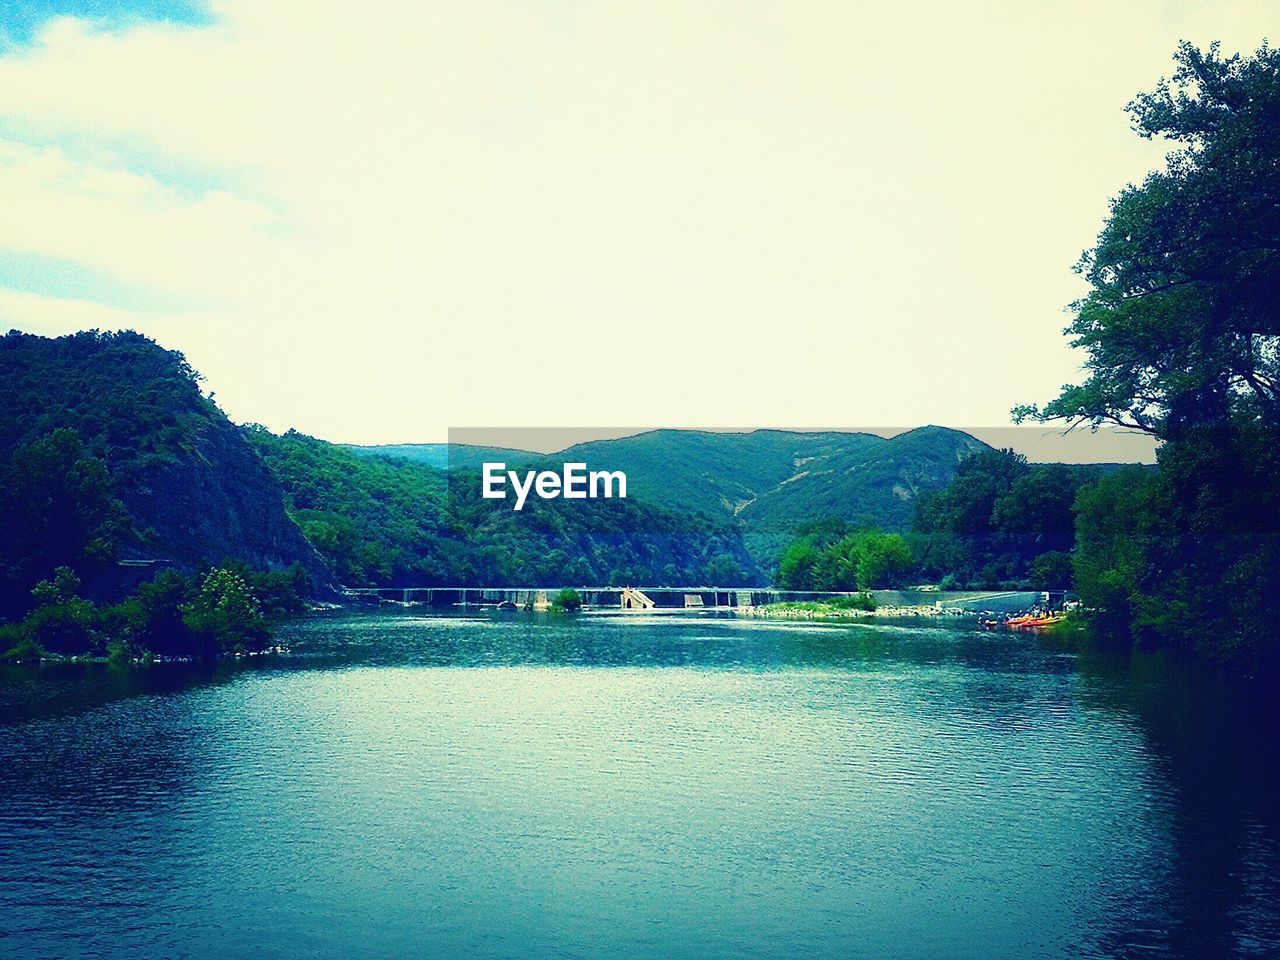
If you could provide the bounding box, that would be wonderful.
[1018,42,1280,673]
[1016,41,1280,437]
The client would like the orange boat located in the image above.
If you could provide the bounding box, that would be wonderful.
[990,613,1066,630]
[1011,615,1065,629]
[1028,615,1065,627]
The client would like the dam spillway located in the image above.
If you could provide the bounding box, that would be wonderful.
[341,586,1043,613]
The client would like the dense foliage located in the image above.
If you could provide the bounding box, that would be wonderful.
[247,427,762,587]
[0,330,332,624]
[1017,43,1280,673]
[911,449,1103,590]
[0,564,305,662]
[0,329,212,616]
[775,521,914,590]
[0,329,211,469]
[245,426,454,585]
[773,450,1110,593]
[0,428,129,615]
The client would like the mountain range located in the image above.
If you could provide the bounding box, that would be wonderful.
[3,329,1084,603]
[349,426,991,536]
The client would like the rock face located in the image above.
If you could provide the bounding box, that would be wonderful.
[119,414,333,587]
[0,330,335,601]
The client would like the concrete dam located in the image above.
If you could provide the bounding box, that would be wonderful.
[343,586,1043,613]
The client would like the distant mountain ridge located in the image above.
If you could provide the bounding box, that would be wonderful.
[345,442,534,471]
[352,427,992,535]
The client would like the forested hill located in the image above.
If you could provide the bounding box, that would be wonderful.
[248,429,760,588]
[577,427,991,531]
[358,427,992,534]
[0,331,762,609]
[0,330,333,616]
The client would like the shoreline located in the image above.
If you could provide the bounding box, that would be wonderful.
[366,598,988,622]
[737,603,977,622]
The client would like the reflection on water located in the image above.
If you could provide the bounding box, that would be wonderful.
[0,611,1277,959]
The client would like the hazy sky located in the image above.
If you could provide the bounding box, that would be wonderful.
[0,1,1272,444]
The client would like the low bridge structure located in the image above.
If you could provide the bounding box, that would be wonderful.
[344,586,776,608]
[342,586,1043,612]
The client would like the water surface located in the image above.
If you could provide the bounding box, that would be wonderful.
[1,611,1278,959]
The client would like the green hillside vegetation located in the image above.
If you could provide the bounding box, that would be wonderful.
[910,449,1106,589]
[732,426,989,529]
[359,427,990,565]
[541,426,988,532]
[246,427,453,585]
[773,450,1116,592]
[0,330,330,623]
[249,428,762,587]
[0,328,212,471]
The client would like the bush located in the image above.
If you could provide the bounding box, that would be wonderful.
[1,635,49,663]
[0,563,292,661]
[7,567,105,656]
[776,527,912,591]
[182,568,269,657]
[552,588,583,611]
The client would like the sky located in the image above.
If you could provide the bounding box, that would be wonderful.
[0,1,1272,447]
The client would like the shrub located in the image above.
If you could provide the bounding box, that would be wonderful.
[552,588,583,611]
[181,568,269,657]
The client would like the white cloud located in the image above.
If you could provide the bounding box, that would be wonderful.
[0,286,140,331]
[0,140,277,302]
[0,1,1273,443]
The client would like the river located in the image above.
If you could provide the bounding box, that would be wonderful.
[1,610,1277,959]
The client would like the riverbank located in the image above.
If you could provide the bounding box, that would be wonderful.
[740,600,977,622]
[1,641,291,667]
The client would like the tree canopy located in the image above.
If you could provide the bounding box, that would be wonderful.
[1017,43,1280,674]
[1015,42,1280,438]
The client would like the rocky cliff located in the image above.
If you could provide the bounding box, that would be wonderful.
[0,330,334,609]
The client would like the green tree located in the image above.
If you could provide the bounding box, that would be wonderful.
[182,568,268,657]
[31,565,83,606]
[12,566,102,656]
[552,588,582,611]
[1071,468,1161,630]
[775,527,913,590]
[118,569,198,656]
[853,532,913,590]
[777,541,821,589]
[0,429,126,617]
[1017,43,1280,670]
[1014,42,1280,437]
